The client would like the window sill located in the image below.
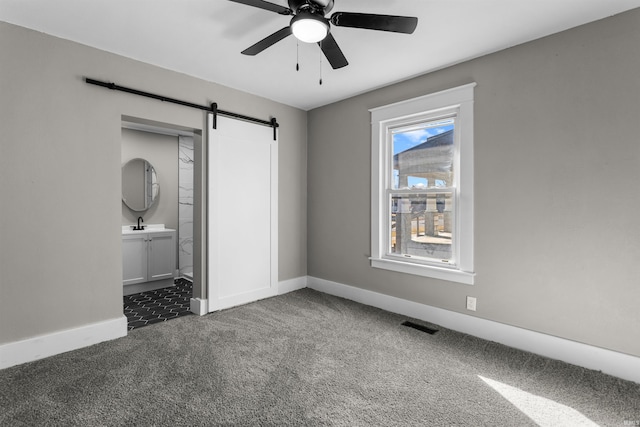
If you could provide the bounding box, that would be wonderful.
[370,257,475,285]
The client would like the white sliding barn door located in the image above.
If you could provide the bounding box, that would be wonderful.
[207,114,278,312]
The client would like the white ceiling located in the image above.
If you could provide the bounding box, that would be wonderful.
[1,0,639,110]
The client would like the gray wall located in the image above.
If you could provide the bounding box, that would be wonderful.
[121,128,179,230]
[0,21,307,345]
[307,9,640,357]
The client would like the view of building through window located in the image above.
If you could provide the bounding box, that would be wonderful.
[390,119,455,263]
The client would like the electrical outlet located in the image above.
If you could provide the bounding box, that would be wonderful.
[466,296,477,311]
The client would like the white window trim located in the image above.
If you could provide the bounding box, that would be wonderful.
[370,83,476,285]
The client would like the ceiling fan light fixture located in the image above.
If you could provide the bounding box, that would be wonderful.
[291,11,329,43]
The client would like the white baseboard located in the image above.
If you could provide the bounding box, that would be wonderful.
[307,276,640,384]
[210,288,278,313]
[278,276,308,295]
[195,277,307,315]
[6,276,637,384]
[0,315,128,370]
[123,278,174,296]
[190,297,208,316]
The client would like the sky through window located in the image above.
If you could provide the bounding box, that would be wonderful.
[392,121,454,188]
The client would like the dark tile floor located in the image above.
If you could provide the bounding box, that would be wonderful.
[123,278,193,331]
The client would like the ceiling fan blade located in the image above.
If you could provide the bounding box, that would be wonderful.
[318,33,348,69]
[242,27,292,55]
[330,12,418,34]
[228,0,293,15]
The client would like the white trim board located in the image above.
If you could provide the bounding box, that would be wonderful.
[0,315,127,370]
[278,276,308,295]
[190,297,208,316]
[189,277,307,317]
[211,277,306,312]
[307,276,640,384]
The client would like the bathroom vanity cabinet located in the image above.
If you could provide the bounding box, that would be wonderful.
[122,228,176,287]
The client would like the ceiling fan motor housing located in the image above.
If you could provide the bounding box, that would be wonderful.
[288,0,334,15]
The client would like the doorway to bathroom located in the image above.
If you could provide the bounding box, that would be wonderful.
[121,117,201,330]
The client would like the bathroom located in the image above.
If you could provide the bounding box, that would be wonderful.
[120,119,194,302]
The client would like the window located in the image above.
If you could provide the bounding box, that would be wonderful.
[370,83,475,284]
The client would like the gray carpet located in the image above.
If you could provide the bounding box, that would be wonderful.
[1,289,639,426]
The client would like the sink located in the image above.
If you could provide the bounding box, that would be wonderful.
[122,228,148,234]
[122,224,173,235]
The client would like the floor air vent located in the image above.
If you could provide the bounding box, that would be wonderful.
[402,321,438,335]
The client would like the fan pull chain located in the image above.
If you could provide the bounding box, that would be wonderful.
[319,50,323,85]
[296,41,300,72]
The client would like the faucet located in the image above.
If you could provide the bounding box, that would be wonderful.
[133,216,144,231]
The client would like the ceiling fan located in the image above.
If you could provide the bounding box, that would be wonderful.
[229,0,418,69]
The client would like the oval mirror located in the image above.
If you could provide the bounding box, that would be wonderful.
[122,158,159,211]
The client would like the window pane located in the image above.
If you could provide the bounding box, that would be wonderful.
[392,120,455,189]
[390,192,453,263]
